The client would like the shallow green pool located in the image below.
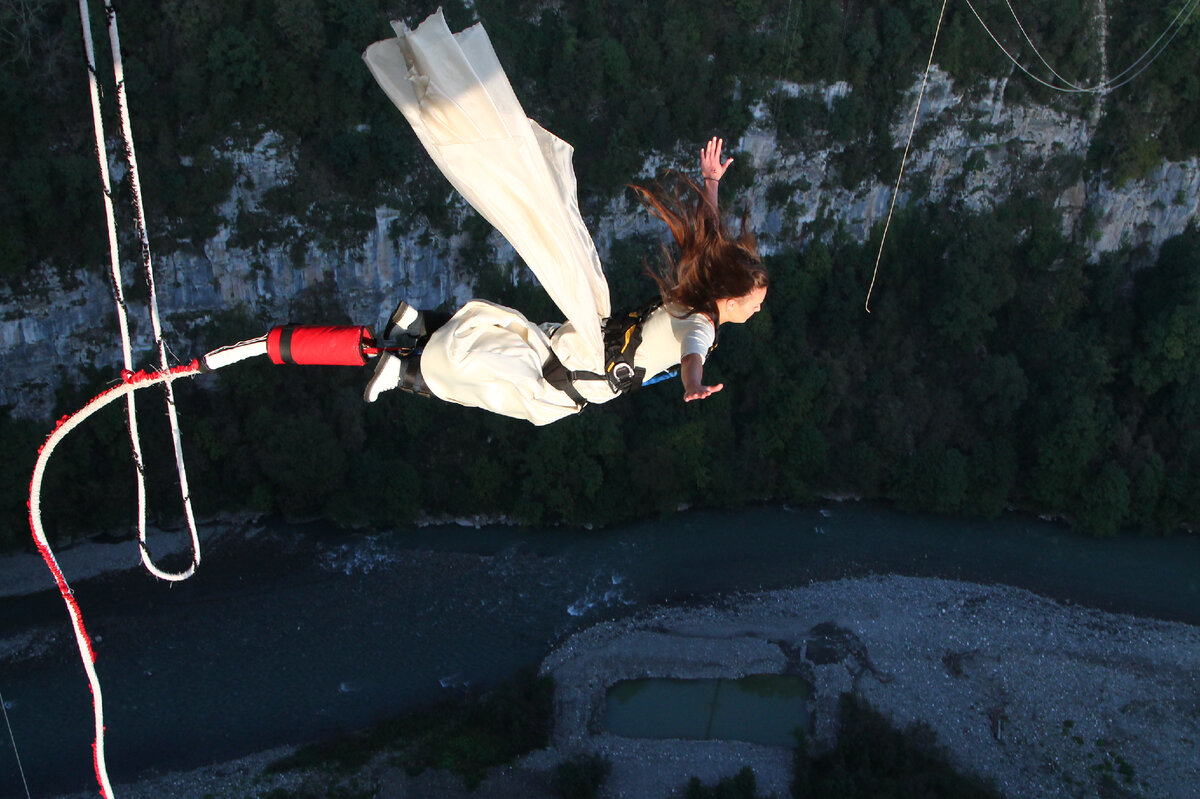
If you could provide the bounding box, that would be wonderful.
[604,674,812,746]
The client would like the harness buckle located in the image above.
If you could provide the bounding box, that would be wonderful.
[609,362,636,392]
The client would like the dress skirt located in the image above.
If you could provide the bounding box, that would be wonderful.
[363,10,616,424]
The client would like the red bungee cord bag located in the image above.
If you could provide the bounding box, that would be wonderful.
[266,325,371,366]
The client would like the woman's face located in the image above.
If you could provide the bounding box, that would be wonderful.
[718,285,767,324]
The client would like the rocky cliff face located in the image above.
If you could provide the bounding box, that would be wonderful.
[2,72,1197,420]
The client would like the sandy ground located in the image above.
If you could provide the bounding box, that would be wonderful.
[30,574,1200,799]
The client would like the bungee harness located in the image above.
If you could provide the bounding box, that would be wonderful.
[542,298,717,409]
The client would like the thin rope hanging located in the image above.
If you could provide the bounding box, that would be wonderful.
[0,687,32,799]
[961,0,1200,94]
[864,0,1199,311]
[864,0,949,313]
[1000,0,1086,89]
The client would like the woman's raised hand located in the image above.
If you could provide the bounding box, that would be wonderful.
[700,137,733,182]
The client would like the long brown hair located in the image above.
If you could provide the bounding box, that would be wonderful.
[631,174,767,320]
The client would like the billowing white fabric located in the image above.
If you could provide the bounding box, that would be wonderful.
[363,10,609,372]
[419,300,583,426]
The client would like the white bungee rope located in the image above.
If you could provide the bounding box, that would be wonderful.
[79,0,201,582]
[77,0,158,575]
[96,0,203,581]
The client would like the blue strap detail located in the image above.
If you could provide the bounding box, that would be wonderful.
[642,367,679,387]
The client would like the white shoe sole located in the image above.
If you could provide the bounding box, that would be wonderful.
[384,301,420,341]
[364,352,403,402]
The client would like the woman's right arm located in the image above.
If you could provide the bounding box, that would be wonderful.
[700,136,732,211]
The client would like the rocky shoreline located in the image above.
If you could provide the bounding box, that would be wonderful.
[0,515,264,602]
[35,574,1200,799]
[538,575,1200,798]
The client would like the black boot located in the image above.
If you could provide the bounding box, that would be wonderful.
[364,352,431,402]
[384,300,451,344]
[398,353,432,398]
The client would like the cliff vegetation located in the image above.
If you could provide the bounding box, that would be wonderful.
[1,0,1198,550]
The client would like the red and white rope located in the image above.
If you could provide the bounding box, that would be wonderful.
[28,339,266,799]
[29,363,200,799]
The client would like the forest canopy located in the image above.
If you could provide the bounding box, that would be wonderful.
[2,0,1197,282]
[1,0,1198,550]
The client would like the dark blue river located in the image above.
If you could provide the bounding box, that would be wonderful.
[2,503,1198,797]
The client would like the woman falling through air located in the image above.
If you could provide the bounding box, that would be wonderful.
[361,11,767,426]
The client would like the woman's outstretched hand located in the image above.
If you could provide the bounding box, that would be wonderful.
[684,383,724,402]
[681,354,721,401]
[700,137,733,182]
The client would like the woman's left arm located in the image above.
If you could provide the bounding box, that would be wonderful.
[700,136,733,210]
[681,353,723,402]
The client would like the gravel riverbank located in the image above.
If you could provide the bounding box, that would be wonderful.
[540,575,1200,798]
[34,574,1200,799]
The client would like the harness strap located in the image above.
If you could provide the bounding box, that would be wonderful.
[542,298,719,405]
[400,355,432,398]
[542,351,590,408]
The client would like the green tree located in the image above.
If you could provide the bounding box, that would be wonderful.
[248,406,347,517]
[966,439,1018,519]
[794,693,1003,798]
[0,408,41,550]
[966,353,1028,431]
[1073,460,1131,537]
[207,26,263,92]
[273,0,325,58]
[1029,395,1105,511]
[931,214,1018,347]
[1126,452,1165,532]
[899,443,969,515]
[1133,304,1200,394]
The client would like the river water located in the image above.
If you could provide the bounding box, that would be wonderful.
[2,503,1198,797]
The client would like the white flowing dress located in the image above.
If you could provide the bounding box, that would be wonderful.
[363,11,712,425]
